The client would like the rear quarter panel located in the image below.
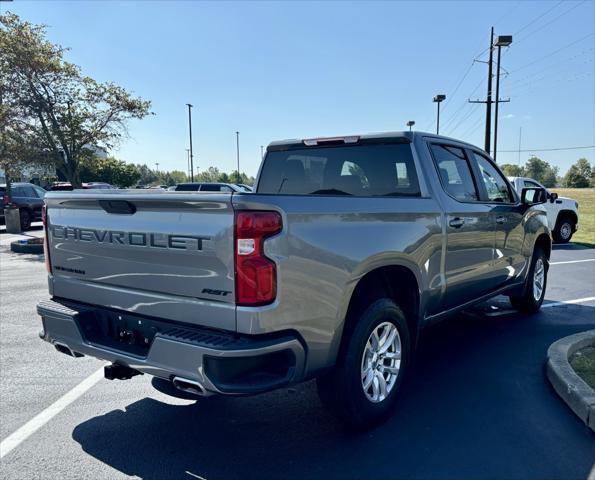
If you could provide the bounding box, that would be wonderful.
[233,194,443,373]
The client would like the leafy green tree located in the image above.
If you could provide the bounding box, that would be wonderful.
[0,13,152,188]
[79,156,140,187]
[524,156,559,187]
[499,164,525,177]
[564,158,592,188]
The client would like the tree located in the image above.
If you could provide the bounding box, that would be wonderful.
[499,164,525,177]
[0,13,152,188]
[524,156,559,187]
[79,156,140,187]
[564,158,592,188]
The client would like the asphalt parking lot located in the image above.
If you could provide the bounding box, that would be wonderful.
[1,226,594,480]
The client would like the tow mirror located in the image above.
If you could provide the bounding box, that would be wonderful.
[521,187,547,205]
[548,192,559,203]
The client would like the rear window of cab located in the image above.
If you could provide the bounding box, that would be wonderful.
[258,143,420,197]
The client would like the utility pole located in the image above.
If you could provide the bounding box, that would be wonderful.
[469,28,511,156]
[235,131,240,183]
[186,103,194,182]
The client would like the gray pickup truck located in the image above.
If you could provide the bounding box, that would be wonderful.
[38,131,552,428]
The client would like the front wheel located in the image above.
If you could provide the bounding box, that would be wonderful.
[316,298,410,429]
[509,247,548,313]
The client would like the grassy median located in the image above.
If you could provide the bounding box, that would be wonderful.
[550,188,595,248]
[570,346,595,390]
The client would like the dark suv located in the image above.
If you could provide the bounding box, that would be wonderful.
[0,182,47,230]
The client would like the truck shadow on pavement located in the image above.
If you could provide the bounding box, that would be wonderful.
[72,304,595,480]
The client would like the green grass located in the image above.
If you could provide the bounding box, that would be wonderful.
[570,346,595,390]
[551,188,595,248]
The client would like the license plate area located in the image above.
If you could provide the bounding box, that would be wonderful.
[76,309,161,357]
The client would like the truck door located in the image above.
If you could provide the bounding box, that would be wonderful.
[470,151,526,288]
[428,143,495,310]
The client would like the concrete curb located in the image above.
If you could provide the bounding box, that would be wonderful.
[546,330,595,432]
[9,239,44,255]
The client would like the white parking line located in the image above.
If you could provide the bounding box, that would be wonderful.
[0,367,104,459]
[550,259,595,265]
[542,296,595,309]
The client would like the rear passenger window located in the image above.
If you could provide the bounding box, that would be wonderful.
[430,144,478,201]
[258,143,420,197]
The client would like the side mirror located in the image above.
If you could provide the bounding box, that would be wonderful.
[521,187,548,205]
[548,192,559,203]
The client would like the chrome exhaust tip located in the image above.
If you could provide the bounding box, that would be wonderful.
[172,376,208,396]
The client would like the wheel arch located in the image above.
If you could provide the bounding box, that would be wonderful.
[555,209,578,227]
[535,232,552,260]
[332,264,422,365]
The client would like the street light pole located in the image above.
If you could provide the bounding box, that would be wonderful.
[260,145,264,160]
[433,95,446,134]
[493,35,512,163]
[186,149,190,178]
[155,162,159,172]
[235,131,240,183]
[186,103,194,182]
[406,120,415,132]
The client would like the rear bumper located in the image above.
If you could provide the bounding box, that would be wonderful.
[37,299,306,395]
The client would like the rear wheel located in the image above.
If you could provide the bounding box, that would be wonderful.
[509,247,548,313]
[19,209,31,231]
[554,217,574,243]
[317,298,410,429]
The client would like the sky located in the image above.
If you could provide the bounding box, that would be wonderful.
[3,0,594,177]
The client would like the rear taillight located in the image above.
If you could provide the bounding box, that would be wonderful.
[42,205,52,274]
[235,211,282,306]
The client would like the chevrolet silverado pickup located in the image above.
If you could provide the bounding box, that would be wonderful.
[38,131,552,428]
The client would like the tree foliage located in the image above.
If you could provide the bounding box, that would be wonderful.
[523,156,559,188]
[563,158,592,188]
[499,164,525,178]
[79,156,141,187]
[0,12,152,188]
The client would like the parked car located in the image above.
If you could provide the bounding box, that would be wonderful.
[174,182,247,192]
[49,182,114,191]
[508,176,579,243]
[0,182,46,229]
[38,131,552,428]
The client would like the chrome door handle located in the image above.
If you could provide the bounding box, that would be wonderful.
[496,215,507,224]
[449,217,465,228]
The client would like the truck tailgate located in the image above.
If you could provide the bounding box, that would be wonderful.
[45,191,237,331]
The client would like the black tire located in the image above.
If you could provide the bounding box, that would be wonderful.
[553,217,574,244]
[509,247,548,313]
[316,298,410,429]
[19,209,31,231]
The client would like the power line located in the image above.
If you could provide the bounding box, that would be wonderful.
[513,0,564,36]
[499,145,595,153]
[503,47,594,88]
[441,77,484,131]
[515,0,588,45]
[508,31,594,74]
